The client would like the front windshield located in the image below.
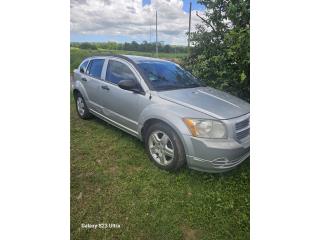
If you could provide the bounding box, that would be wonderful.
[137,61,203,91]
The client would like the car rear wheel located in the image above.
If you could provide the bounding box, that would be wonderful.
[75,93,92,119]
[145,122,186,171]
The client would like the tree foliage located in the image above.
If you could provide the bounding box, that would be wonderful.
[78,42,98,50]
[185,0,250,101]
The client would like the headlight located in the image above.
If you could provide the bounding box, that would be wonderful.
[183,118,227,138]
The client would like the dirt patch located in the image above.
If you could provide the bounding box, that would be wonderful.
[107,165,119,175]
[181,226,201,240]
[127,165,143,174]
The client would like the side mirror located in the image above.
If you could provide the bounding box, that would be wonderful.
[118,79,138,91]
[80,67,85,73]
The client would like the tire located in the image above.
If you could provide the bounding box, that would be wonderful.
[145,122,186,172]
[75,92,92,120]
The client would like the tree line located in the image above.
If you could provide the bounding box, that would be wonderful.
[70,41,188,54]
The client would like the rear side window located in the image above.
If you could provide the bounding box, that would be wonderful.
[106,60,137,84]
[79,60,89,71]
[87,59,105,79]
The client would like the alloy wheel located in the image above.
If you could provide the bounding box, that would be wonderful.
[148,130,174,166]
[77,97,85,116]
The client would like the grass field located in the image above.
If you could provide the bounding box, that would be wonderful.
[70,47,188,73]
[70,96,250,240]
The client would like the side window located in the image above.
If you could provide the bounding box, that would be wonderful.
[106,60,137,84]
[79,60,89,72]
[87,59,105,79]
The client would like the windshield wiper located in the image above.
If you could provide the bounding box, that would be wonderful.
[183,83,202,89]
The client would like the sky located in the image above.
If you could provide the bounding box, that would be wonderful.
[70,0,206,46]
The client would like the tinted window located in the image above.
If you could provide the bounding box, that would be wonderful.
[87,59,104,78]
[79,60,89,71]
[106,60,137,84]
[137,61,202,91]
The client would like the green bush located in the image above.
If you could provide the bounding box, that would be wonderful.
[184,0,250,101]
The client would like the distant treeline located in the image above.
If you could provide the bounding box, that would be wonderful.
[70,41,188,54]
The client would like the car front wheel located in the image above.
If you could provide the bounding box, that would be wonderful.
[145,122,186,171]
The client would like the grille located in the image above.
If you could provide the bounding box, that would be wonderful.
[236,128,250,140]
[235,118,249,130]
[235,117,250,141]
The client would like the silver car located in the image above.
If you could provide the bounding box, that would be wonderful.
[72,55,250,173]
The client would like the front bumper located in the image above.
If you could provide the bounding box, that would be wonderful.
[182,135,250,173]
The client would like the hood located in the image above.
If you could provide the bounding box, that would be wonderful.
[157,87,249,119]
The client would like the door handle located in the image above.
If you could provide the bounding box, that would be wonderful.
[101,85,110,90]
[81,77,87,82]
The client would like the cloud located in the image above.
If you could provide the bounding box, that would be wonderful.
[70,0,204,45]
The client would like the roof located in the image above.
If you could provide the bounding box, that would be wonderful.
[84,54,171,64]
[123,55,170,64]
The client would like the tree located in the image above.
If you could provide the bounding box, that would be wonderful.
[79,42,97,50]
[185,0,250,101]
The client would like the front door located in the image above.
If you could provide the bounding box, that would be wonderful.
[100,58,145,132]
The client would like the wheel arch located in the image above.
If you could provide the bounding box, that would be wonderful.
[139,115,191,157]
[72,79,89,102]
[141,118,167,141]
[73,88,81,100]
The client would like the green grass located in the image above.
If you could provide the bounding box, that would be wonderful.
[70,47,187,73]
[71,97,250,240]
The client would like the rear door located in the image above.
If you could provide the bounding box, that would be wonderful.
[82,58,105,112]
[73,59,89,88]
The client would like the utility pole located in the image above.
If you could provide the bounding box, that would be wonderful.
[149,23,151,43]
[149,22,152,55]
[156,10,158,57]
[188,1,192,53]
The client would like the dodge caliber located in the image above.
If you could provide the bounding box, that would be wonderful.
[72,55,250,173]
